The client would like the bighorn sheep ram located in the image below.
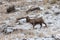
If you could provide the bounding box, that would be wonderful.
[26,16,47,29]
[16,16,47,29]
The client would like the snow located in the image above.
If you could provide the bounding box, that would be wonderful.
[26,0,32,2]
[18,18,26,24]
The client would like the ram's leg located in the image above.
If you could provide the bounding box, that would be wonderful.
[32,22,36,29]
[40,23,42,29]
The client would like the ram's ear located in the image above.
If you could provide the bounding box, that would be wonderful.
[26,16,30,22]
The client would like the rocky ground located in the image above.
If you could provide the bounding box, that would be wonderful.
[0,0,60,40]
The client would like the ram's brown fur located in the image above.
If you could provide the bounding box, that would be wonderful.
[26,16,47,28]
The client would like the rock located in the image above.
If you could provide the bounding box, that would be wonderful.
[45,11,50,14]
[2,27,13,34]
[54,12,60,15]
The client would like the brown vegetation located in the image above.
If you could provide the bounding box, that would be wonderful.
[26,7,40,13]
[6,5,15,13]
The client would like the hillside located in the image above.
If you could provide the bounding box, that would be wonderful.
[0,0,60,40]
